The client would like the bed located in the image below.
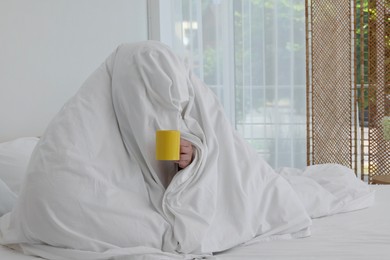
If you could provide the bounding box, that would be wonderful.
[0,186,389,260]
[1,42,388,259]
[1,137,389,260]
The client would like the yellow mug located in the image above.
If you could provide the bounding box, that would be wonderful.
[155,130,180,161]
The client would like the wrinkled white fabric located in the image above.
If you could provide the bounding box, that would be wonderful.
[0,41,372,260]
[0,179,16,216]
[278,164,374,218]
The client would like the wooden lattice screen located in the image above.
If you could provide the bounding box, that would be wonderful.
[306,0,390,182]
[306,0,355,168]
[366,0,390,182]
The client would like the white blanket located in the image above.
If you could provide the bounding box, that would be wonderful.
[0,41,373,260]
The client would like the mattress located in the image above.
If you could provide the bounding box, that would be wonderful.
[1,185,389,260]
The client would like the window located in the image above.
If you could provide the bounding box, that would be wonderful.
[151,0,307,169]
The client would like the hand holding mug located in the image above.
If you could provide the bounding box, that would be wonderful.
[155,130,194,169]
[176,138,194,169]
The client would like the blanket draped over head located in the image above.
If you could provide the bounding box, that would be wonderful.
[0,41,374,260]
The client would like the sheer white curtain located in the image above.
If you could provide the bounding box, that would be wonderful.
[157,0,306,169]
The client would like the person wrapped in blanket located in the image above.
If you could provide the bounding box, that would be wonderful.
[0,41,373,260]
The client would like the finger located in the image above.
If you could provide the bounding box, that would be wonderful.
[180,145,192,154]
[180,154,192,162]
[178,160,190,169]
[180,139,192,147]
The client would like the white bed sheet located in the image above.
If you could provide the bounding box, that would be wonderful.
[216,185,390,260]
[1,185,389,260]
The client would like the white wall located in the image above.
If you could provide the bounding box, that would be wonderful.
[0,0,148,142]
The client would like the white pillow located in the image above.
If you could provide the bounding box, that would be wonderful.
[0,137,39,195]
